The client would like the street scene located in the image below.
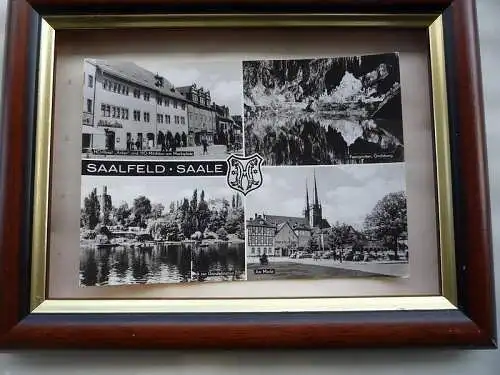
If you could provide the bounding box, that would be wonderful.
[245,163,408,280]
[80,175,245,286]
[82,59,243,160]
[243,53,404,165]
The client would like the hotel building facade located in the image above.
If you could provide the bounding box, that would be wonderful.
[82,59,189,152]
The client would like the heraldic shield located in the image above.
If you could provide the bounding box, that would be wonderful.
[226,153,264,196]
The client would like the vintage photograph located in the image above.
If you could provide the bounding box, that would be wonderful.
[243,53,404,166]
[82,59,243,160]
[245,163,408,281]
[79,176,246,286]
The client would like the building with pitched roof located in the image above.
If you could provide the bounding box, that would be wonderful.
[262,171,330,231]
[273,221,299,256]
[246,214,276,257]
[177,84,217,146]
[82,59,190,152]
[246,171,331,257]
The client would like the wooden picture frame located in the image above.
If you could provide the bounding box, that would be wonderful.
[0,0,496,349]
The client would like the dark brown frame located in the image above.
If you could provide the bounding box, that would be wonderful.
[0,0,496,349]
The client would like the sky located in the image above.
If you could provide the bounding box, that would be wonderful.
[245,163,406,229]
[133,59,243,116]
[81,175,233,209]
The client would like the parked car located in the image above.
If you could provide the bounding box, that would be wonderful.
[322,251,334,259]
[353,254,363,261]
[344,252,354,261]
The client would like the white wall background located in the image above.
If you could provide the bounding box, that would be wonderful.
[0,0,499,372]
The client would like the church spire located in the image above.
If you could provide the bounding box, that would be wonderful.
[305,179,310,222]
[313,170,319,206]
[311,170,323,228]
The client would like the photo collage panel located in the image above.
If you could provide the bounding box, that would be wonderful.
[79,53,408,287]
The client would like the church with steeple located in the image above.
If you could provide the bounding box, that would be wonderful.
[304,171,330,230]
[261,170,330,232]
[246,169,330,257]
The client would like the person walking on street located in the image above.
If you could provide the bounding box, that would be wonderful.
[202,137,208,155]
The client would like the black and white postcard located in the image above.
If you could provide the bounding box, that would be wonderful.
[245,163,408,281]
[79,175,246,286]
[78,53,411,287]
[243,53,404,166]
[82,59,243,160]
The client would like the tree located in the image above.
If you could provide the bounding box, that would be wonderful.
[157,220,181,241]
[181,198,190,217]
[231,195,236,208]
[103,193,113,226]
[115,203,131,225]
[80,209,86,228]
[197,195,210,233]
[225,207,244,235]
[308,236,319,253]
[180,198,193,237]
[167,221,180,241]
[151,203,165,219]
[190,189,198,213]
[95,223,112,239]
[217,227,229,241]
[221,198,230,220]
[328,222,357,262]
[207,211,225,232]
[82,188,100,229]
[133,196,152,227]
[364,191,407,260]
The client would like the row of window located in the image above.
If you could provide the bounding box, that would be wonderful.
[189,113,214,124]
[250,248,272,255]
[101,104,130,120]
[133,110,149,122]
[248,236,273,246]
[156,96,186,110]
[248,226,275,236]
[103,78,130,96]
[192,94,210,107]
[102,77,187,109]
[98,103,186,124]
[156,114,186,125]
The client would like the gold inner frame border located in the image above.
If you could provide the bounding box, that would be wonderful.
[30,13,456,314]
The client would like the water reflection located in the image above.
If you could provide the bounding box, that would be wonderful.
[246,109,403,166]
[79,242,245,286]
[191,243,246,282]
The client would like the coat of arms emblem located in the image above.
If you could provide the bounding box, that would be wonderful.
[226,153,264,196]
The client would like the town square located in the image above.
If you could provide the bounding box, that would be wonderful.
[245,164,408,280]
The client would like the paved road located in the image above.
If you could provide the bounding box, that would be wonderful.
[247,261,379,281]
[248,257,409,277]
